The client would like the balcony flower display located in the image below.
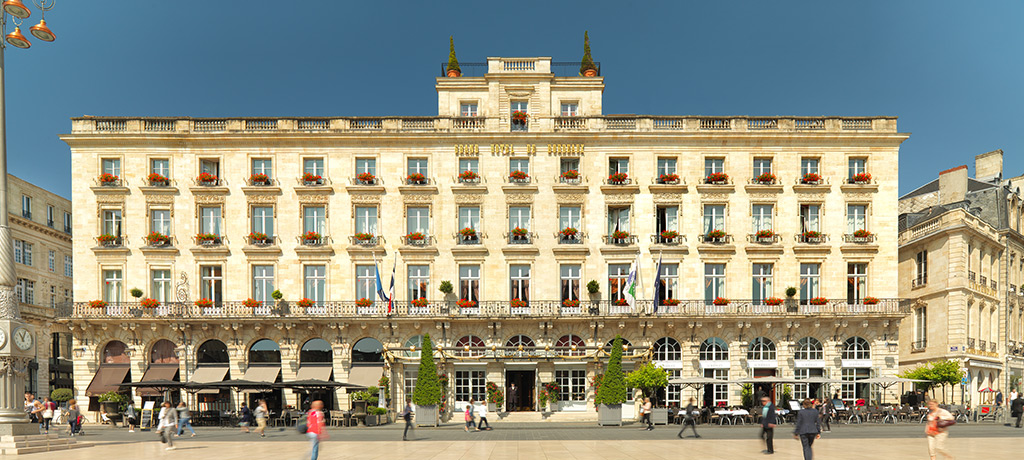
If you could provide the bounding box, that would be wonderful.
[140,298,160,309]
[801,230,822,240]
[801,172,822,184]
[809,297,828,306]
[614,298,629,306]
[357,172,376,184]
[756,172,777,184]
[661,298,680,306]
[89,300,108,309]
[511,110,528,124]
[196,233,219,244]
[457,299,477,309]
[562,299,580,308]
[303,231,322,243]
[412,298,429,308]
[863,296,880,305]
[196,172,218,185]
[511,298,528,309]
[755,229,775,242]
[765,297,784,306]
[706,229,727,240]
[406,172,426,184]
[243,298,261,308]
[460,227,477,238]
[248,232,270,244]
[561,227,579,238]
[406,231,426,241]
[303,172,323,185]
[660,230,678,241]
[608,172,628,184]
[851,172,872,184]
[509,170,529,182]
[97,234,119,244]
[354,232,374,242]
[458,170,479,183]
[194,298,214,309]
[853,229,872,238]
[705,172,729,184]
[356,298,373,308]
[99,173,119,185]
[146,232,170,246]
[658,173,679,184]
[561,169,580,180]
[249,173,270,185]
[611,230,630,240]
[511,227,528,237]
[296,298,315,309]
[712,297,730,306]
[148,173,169,185]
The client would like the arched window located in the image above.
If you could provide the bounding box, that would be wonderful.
[747,337,776,361]
[554,334,586,356]
[505,334,535,357]
[403,335,423,359]
[249,339,281,364]
[103,340,129,364]
[197,339,228,364]
[843,337,870,360]
[453,335,485,357]
[352,337,384,363]
[699,338,728,361]
[150,339,178,364]
[795,337,823,360]
[604,338,633,353]
[653,337,682,362]
[300,338,332,364]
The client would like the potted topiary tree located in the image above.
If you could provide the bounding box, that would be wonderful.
[130,288,143,301]
[579,31,598,77]
[98,391,127,422]
[413,333,442,426]
[785,286,798,312]
[587,280,601,314]
[626,362,669,425]
[50,388,73,408]
[596,336,627,425]
[446,36,461,77]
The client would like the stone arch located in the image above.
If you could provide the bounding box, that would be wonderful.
[351,337,385,363]
[149,338,179,364]
[300,338,332,364]
[196,339,229,365]
[249,338,282,364]
[101,339,130,364]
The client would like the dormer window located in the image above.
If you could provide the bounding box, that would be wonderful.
[560,102,579,117]
[460,102,478,117]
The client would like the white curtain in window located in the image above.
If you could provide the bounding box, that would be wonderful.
[703,205,725,233]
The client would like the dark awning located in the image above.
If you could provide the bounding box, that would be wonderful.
[86,364,131,396]
[137,364,180,396]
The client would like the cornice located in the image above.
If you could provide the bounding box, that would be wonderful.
[8,214,72,244]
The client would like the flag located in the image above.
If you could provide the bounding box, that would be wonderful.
[652,252,663,313]
[387,254,396,315]
[374,256,390,310]
[624,254,641,309]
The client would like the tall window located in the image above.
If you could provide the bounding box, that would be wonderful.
[560,264,580,302]
[703,205,725,234]
[795,337,824,360]
[847,205,867,233]
[200,266,222,302]
[657,263,678,303]
[355,206,377,235]
[657,158,677,177]
[752,204,773,232]
[303,158,324,177]
[13,241,30,266]
[151,209,171,235]
[459,265,480,302]
[914,307,927,348]
[102,210,122,236]
[848,263,867,304]
[555,369,586,402]
[753,158,772,176]
[704,368,729,407]
[21,195,30,219]
[608,264,630,301]
[251,206,274,236]
[151,269,171,302]
[355,265,375,301]
[704,264,726,301]
[252,265,275,303]
[510,158,529,176]
[251,158,272,178]
[63,212,71,234]
[200,207,222,235]
[304,265,326,305]
[510,101,528,131]
[608,207,630,234]
[101,158,120,177]
[46,205,54,227]
[801,158,819,176]
[560,158,580,176]
[509,206,531,232]
[303,206,326,234]
[460,102,478,117]
[609,158,629,175]
[47,250,54,272]
[800,204,821,232]
[656,206,678,234]
[848,158,867,180]
[559,206,581,231]
[64,256,72,277]
[800,263,820,304]
[407,207,429,235]
[459,206,480,231]
[459,158,478,175]
[654,337,682,361]
[509,265,530,302]
[704,158,724,176]
[407,158,428,176]
[16,279,33,304]
[560,102,579,116]
[151,159,170,178]
[199,159,220,177]
[102,269,122,303]
[915,251,928,285]
[454,370,486,404]
[49,285,56,307]
[355,158,376,176]
[752,263,773,303]
[748,337,776,361]
[408,265,429,300]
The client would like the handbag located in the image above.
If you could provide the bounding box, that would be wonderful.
[936,419,956,428]
[42,408,53,419]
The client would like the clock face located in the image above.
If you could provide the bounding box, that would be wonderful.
[0,328,7,349]
[12,328,31,351]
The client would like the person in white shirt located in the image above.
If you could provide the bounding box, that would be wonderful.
[476,401,490,430]
[157,401,178,450]
[1011,389,1019,404]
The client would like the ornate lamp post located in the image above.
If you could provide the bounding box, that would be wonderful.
[0,0,55,435]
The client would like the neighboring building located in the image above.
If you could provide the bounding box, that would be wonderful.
[899,150,1024,405]
[61,56,908,420]
[7,174,74,398]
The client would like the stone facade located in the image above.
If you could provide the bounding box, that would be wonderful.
[61,57,908,420]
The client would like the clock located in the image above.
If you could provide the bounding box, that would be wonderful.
[12,327,32,351]
[0,328,7,349]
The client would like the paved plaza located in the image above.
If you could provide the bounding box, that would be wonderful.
[21,423,1024,459]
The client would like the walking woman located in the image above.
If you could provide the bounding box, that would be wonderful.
[925,400,955,460]
[66,400,81,436]
[640,398,653,431]
[792,399,821,460]
[157,401,178,451]
[40,397,56,434]
[254,400,269,438]
[306,400,327,460]
[176,402,196,437]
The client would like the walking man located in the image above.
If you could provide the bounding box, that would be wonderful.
[1010,394,1023,428]
[760,396,777,455]
[157,401,178,451]
[995,389,1004,408]
[125,400,138,432]
[254,400,269,438]
[464,399,476,432]
[306,400,327,460]
[677,397,700,438]
[400,400,414,441]
[238,402,252,433]
[477,400,491,430]
[793,399,821,460]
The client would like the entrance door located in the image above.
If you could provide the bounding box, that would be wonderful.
[752,369,778,404]
[505,370,535,411]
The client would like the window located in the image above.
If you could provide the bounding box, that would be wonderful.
[102,210,122,236]
[753,158,772,176]
[352,206,377,236]
[21,195,30,219]
[752,204,773,233]
[460,102,478,117]
[608,206,630,234]
[303,206,326,234]
[509,206,531,232]
[704,368,729,407]
[151,269,171,302]
[49,285,56,308]
[16,279,33,304]
[795,337,824,360]
[252,265,275,303]
[847,204,867,233]
[101,158,120,177]
[459,158,478,175]
[747,337,776,361]
[800,263,820,304]
[800,204,821,232]
[459,265,480,302]
[915,251,928,285]
[849,158,867,180]
[63,212,71,234]
[102,269,122,303]
[914,307,927,348]
[13,240,29,266]
[801,158,819,176]
[303,158,324,177]
[46,206,54,228]
[560,158,580,176]
[403,336,423,359]
[510,158,529,176]
[656,206,678,236]
[47,250,54,272]
[63,288,70,304]
[199,159,220,177]
[454,336,485,358]
[151,209,171,235]
[704,158,724,176]
[403,370,418,400]
[506,335,535,357]
[841,368,870,402]
[406,207,429,235]
[560,206,581,231]
[703,205,725,234]
[251,206,274,237]
[843,337,871,360]
[699,337,729,361]
[200,266,223,302]
[752,263,773,303]
[251,158,272,179]
[554,335,586,356]
[848,263,867,304]
[657,263,679,304]
[657,158,677,177]
[355,158,376,176]
[200,207,221,235]
[560,102,579,117]
[454,369,486,404]
[459,206,480,232]
[608,264,630,301]
[654,337,682,362]
[511,101,528,131]
[704,264,726,301]
[355,265,376,301]
[408,265,429,300]
[64,256,72,277]
[304,265,326,305]
[560,264,581,302]
[407,158,428,177]
[609,158,629,175]
[151,159,170,178]
[509,264,530,302]
[555,369,586,402]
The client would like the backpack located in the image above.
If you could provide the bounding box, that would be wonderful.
[296,422,308,434]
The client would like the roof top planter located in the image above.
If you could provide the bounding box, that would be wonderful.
[579,31,598,77]
[446,36,461,77]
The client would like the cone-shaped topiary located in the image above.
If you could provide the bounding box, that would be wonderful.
[595,335,627,405]
[580,31,597,75]
[413,333,442,406]
[447,36,460,73]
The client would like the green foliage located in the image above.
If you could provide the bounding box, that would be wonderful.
[785,287,797,297]
[413,333,442,406]
[486,382,504,406]
[129,288,143,299]
[439,280,454,294]
[901,359,965,392]
[50,388,73,403]
[540,382,561,408]
[353,386,380,406]
[595,336,627,405]
[625,362,669,401]
[781,384,793,407]
[367,406,387,416]
[579,31,596,74]
[98,391,128,412]
[271,290,283,300]
[741,383,753,407]
[447,36,460,73]
[586,280,600,294]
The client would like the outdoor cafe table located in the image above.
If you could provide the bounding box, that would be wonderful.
[714,409,750,425]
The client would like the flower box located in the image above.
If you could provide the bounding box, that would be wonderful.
[89,300,108,309]
[562,299,580,308]
[765,297,784,306]
[801,173,822,184]
[406,232,426,242]
[607,172,629,184]
[194,298,214,309]
[853,229,872,238]
[510,227,529,238]
[140,298,160,309]
[659,230,678,242]
[303,173,324,185]
[510,298,528,309]
[296,298,315,309]
[412,298,428,308]
[355,298,373,308]
[459,227,477,239]
[302,231,322,245]
[851,173,872,184]
[357,172,376,185]
[146,232,170,246]
[755,172,777,184]
[561,170,580,181]
[458,170,479,183]
[863,297,880,305]
[705,230,727,242]
[613,299,629,307]
[801,231,823,243]
[248,232,271,245]
[658,173,680,184]
[99,173,120,185]
[457,299,477,309]
[712,297,729,306]
[249,173,270,185]
[196,172,218,185]
[148,173,169,186]
[511,111,528,125]
[509,170,530,182]
[705,172,729,184]
[754,230,775,243]
[611,230,630,240]
[354,232,374,243]
[661,298,680,306]
[243,298,262,308]
[406,173,426,185]
[560,227,579,238]
[97,234,119,246]
[196,233,220,245]
[809,297,828,306]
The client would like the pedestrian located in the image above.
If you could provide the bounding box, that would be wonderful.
[995,389,1004,408]
[254,399,269,438]
[29,401,44,433]
[125,400,138,432]
[306,400,326,460]
[40,397,56,434]
[760,396,777,455]
[677,397,700,439]
[23,392,37,423]
[820,397,834,433]
[1011,395,1024,428]
[508,383,518,411]
[1010,388,1019,404]
[793,399,821,460]
[157,401,178,451]
[238,402,252,433]
[176,401,196,437]
[640,397,653,430]
[66,399,80,436]
[477,400,490,430]
[400,400,414,441]
[464,399,475,432]
[925,399,955,460]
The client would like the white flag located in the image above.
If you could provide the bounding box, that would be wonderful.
[624,254,642,309]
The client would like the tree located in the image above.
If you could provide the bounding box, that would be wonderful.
[595,335,627,405]
[447,36,460,73]
[900,359,966,401]
[579,31,597,74]
[625,361,669,406]
[412,333,442,406]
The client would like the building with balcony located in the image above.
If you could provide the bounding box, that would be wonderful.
[899,150,1024,405]
[61,56,908,421]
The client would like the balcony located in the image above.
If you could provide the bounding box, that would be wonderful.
[142,234,174,248]
[748,233,781,245]
[455,233,484,245]
[405,175,431,186]
[912,339,927,350]
[194,235,224,247]
[401,234,433,247]
[246,176,276,187]
[912,277,927,289]
[95,235,125,248]
[603,234,637,246]
[507,173,531,184]
[699,233,732,245]
[246,235,276,247]
[604,175,632,186]
[453,117,483,131]
[554,117,586,131]
[843,233,876,244]
[557,232,585,245]
[21,211,30,220]
[796,233,828,244]
[651,233,685,245]
[351,176,380,186]
[298,235,329,247]
[349,235,383,247]
[298,175,328,186]
[193,176,222,187]
[506,232,535,245]
[654,174,682,186]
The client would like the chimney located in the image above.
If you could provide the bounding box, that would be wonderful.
[938,165,968,205]
[974,149,1003,183]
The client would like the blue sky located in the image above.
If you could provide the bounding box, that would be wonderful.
[7,0,1022,198]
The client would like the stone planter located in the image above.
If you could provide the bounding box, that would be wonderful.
[365,414,379,426]
[415,404,439,427]
[488,403,497,413]
[598,404,622,426]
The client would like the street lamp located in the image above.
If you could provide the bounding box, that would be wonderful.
[0,0,56,437]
